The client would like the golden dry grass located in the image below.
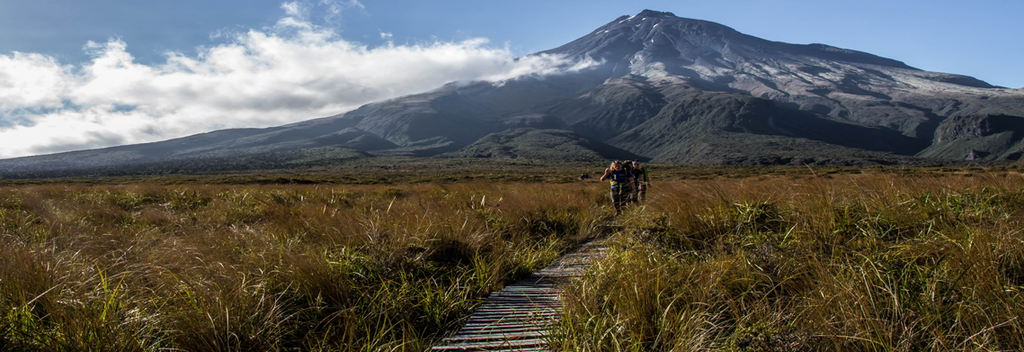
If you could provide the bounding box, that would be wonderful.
[556,171,1024,351]
[3,168,1024,351]
[0,182,603,351]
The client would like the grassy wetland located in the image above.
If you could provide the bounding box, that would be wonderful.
[2,164,1024,351]
[557,168,1024,351]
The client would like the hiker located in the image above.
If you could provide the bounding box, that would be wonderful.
[600,160,635,215]
[622,160,638,204]
[632,160,650,202]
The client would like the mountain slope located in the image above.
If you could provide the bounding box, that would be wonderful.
[447,128,642,161]
[0,121,380,174]
[918,114,1024,161]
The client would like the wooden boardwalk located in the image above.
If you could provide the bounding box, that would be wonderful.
[431,241,606,351]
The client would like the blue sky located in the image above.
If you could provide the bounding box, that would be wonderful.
[0,0,1021,158]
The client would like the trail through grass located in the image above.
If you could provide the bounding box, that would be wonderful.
[3,169,1024,351]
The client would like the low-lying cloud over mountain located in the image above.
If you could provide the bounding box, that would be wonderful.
[0,5,591,159]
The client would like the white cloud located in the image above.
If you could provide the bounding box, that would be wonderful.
[0,52,72,111]
[280,2,304,18]
[0,10,591,159]
[321,0,364,22]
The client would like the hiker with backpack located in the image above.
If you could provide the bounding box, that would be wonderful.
[632,160,650,202]
[601,160,635,215]
[622,160,637,204]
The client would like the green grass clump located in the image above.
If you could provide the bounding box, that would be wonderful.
[555,171,1024,351]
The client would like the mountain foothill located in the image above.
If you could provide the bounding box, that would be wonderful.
[3,10,1023,177]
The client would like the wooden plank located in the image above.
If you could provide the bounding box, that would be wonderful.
[454,327,547,335]
[444,331,548,342]
[432,338,548,350]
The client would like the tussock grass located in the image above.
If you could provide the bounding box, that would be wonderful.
[5,168,1024,351]
[555,171,1024,351]
[0,182,602,351]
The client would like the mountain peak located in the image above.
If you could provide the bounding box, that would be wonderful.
[634,9,677,19]
[614,9,730,34]
[545,9,915,75]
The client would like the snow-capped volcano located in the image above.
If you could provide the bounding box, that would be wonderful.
[543,10,1016,140]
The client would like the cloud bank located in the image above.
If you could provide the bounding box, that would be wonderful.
[0,7,589,159]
